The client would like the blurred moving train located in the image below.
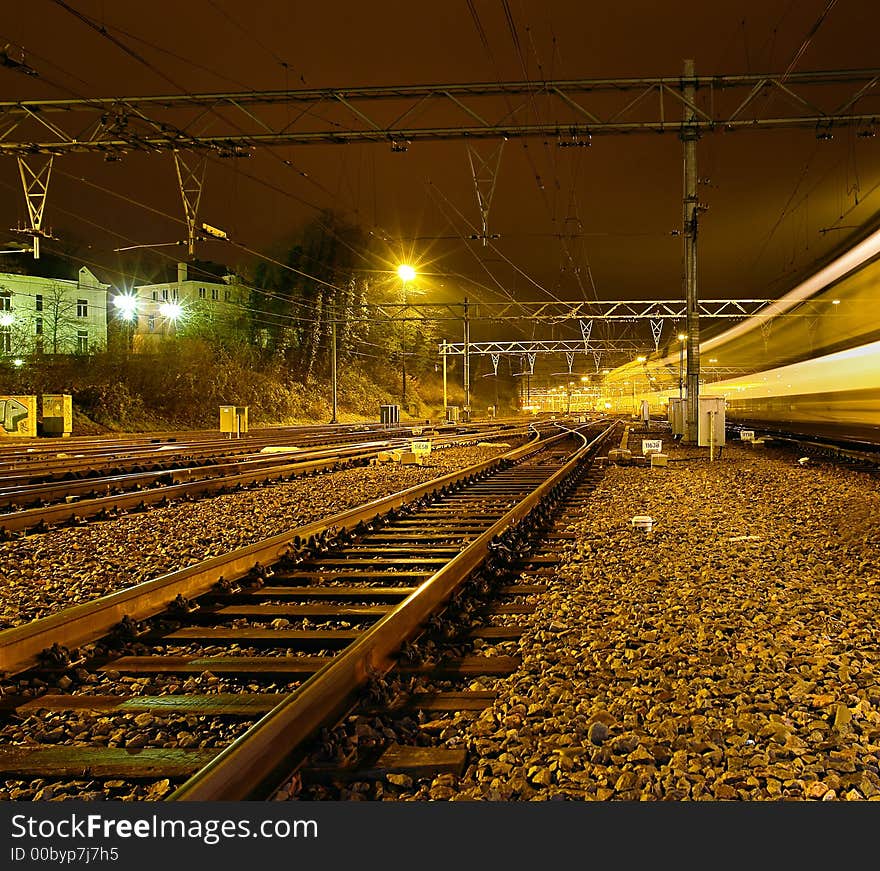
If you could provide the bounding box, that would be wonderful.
[602,223,880,441]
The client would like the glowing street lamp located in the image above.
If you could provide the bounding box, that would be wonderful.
[159,301,183,321]
[112,293,138,321]
[0,312,13,327]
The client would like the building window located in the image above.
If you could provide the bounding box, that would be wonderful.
[172,288,179,301]
[198,287,206,299]
[211,288,218,301]
[76,330,88,353]
[152,290,158,301]
[224,289,231,302]
[35,294,43,312]
[35,318,42,336]
[76,299,88,317]
[0,327,10,353]
[148,315,155,332]
[161,288,169,301]
[0,292,10,311]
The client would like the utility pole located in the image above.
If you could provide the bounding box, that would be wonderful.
[401,296,407,412]
[682,58,701,443]
[330,315,338,424]
[463,297,471,420]
[441,339,448,412]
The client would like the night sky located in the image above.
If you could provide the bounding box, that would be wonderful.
[2,1,880,355]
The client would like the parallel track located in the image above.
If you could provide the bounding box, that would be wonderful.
[0,424,535,536]
[0,420,619,800]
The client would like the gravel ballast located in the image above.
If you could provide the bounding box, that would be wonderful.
[0,444,510,629]
[379,440,880,801]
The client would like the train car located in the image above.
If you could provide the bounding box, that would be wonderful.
[601,223,880,440]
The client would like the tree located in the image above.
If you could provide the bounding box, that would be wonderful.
[251,210,375,377]
[42,282,80,354]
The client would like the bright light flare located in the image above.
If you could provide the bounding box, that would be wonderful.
[113,294,138,320]
[0,313,13,327]
[159,302,183,321]
[397,264,416,282]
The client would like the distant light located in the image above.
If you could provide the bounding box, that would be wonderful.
[159,302,183,320]
[580,375,589,382]
[677,333,687,342]
[397,264,416,282]
[832,299,840,305]
[637,356,647,363]
[113,294,138,320]
[12,358,23,367]
[0,313,13,327]
[709,358,718,363]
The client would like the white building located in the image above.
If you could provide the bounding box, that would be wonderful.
[131,262,247,349]
[0,267,109,357]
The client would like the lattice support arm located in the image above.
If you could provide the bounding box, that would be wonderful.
[13,155,54,259]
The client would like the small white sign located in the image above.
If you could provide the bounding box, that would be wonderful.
[642,439,662,454]
[410,440,432,455]
[740,430,755,442]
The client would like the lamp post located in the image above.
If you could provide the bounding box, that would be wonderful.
[677,333,686,398]
[635,356,646,416]
[397,264,415,412]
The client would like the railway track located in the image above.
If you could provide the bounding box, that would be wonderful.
[0,419,618,801]
[0,421,484,486]
[0,424,534,537]
[725,423,880,473]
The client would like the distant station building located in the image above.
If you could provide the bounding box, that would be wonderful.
[130,261,247,350]
[0,266,109,357]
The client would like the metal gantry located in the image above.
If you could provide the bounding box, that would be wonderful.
[5,65,877,431]
[0,68,877,154]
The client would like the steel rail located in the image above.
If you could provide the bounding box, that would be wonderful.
[0,424,528,499]
[0,427,545,677]
[169,420,619,800]
[0,427,535,534]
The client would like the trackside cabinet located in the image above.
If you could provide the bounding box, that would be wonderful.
[380,404,400,426]
[698,396,726,449]
[0,395,37,437]
[219,405,249,437]
[667,397,685,438]
[42,394,73,437]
